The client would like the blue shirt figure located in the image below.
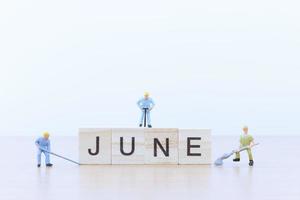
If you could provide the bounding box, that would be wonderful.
[35,132,53,167]
[137,92,155,128]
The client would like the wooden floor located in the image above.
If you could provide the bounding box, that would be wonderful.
[0,136,299,200]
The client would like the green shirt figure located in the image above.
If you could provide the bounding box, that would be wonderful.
[233,126,255,166]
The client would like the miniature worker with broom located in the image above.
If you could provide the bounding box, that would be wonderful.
[35,131,53,167]
[233,126,255,166]
[214,126,257,166]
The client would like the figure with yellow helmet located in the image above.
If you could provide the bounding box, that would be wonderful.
[35,131,53,167]
[233,126,255,166]
[137,92,155,128]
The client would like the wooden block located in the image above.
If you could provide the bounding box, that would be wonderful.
[178,129,211,164]
[112,128,145,164]
[145,128,178,164]
[79,128,112,164]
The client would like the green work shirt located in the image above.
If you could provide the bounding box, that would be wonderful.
[240,134,254,147]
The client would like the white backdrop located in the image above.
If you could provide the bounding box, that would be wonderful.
[0,0,299,135]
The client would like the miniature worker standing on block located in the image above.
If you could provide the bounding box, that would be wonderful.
[35,132,53,167]
[137,92,155,128]
[233,126,255,166]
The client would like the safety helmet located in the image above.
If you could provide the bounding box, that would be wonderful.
[43,131,50,137]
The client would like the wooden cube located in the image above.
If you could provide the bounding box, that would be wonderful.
[178,129,211,164]
[79,128,112,164]
[112,128,145,164]
[144,128,178,164]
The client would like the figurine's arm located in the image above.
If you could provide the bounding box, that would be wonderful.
[149,99,155,111]
[35,138,40,148]
[249,136,255,148]
[47,140,51,152]
[239,136,242,148]
[137,99,142,109]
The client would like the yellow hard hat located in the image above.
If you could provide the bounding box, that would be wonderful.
[144,92,150,96]
[43,131,50,137]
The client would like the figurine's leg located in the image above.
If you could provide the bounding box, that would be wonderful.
[247,149,253,160]
[233,152,240,162]
[44,151,50,164]
[37,149,42,165]
[146,111,151,125]
[247,149,254,166]
[139,111,145,126]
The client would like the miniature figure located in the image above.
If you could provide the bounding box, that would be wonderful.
[233,126,255,166]
[35,131,53,167]
[137,92,155,128]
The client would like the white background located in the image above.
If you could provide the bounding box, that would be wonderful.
[0,0,299,135]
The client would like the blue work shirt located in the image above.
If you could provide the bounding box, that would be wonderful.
[137,98,155,109]
[35,137,51,151]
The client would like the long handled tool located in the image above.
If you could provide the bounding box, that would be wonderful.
[40,147,80,165]
[214,143,259,166]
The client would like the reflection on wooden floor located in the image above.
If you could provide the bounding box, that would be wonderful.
[0,136,299,200]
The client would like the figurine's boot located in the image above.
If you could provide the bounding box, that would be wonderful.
[139,124,142,127]
[233,152,240,162]
[37,164,41,168]
[148,125,152,128]
[46,163,53,167]
[247,149,253,163]
[249,160,254,166]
